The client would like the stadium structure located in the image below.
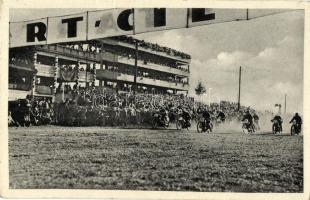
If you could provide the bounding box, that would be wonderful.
[9,36,191,102]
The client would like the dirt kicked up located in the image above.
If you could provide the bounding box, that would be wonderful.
[9,126,303,192]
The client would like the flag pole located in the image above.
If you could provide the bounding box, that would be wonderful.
[237,66,242,111]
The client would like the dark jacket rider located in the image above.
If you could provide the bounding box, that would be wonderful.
[242,111,253,126]
[290,113,302,124]
[272,115,283,132]
[159,107,167,122]
[290,113,302,130]
[216,111,226,122]
[202,109,211,121]
[182,108,191,126]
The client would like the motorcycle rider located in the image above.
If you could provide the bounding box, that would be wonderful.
[242,110,254,130]
[216,109,226,123]
[271,114,283,132]
[196,106,203,120]
[289,113,302,132]
[182,107,191,128]
[159,106,169,124]
[196,106,203,115]
[202,107,212,131]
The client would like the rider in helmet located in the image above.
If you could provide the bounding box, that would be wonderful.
[159,106,167,122]
[202,107,212,131]
[182,107,191,127]
[271,114,283,132]
[196,106,203,115]
[289,113,302,131]
[216,109,226,123]
[242,110,253,128]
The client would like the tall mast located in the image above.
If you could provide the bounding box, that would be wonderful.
[238,66,242,110]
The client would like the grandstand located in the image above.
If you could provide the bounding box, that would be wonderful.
[9,36,191,102]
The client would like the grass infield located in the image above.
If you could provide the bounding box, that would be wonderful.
[9,126,303,192]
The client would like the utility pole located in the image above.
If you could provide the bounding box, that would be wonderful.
[284,94,287,114]
[237,66,242,111]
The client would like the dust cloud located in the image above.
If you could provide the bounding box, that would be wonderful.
[190,113,296,134]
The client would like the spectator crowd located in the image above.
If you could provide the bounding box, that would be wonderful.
[114,36,191,60]
[9,85,267,128]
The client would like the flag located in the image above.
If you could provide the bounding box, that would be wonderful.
[59,68,78,82]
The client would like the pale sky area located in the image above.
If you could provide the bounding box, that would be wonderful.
[10,9,304,114]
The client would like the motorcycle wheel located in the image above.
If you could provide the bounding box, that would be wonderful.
[272,124,277,134]
[242,125,248,134]
[291,125,296,135]
[207,123,213,133]
[197,121,203,133]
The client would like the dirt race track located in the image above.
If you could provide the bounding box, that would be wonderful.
[9,125,303,192]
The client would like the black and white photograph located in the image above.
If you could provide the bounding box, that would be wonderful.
[1,2,308,198]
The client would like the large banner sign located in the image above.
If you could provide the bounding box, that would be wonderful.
[134,8,188,34]
[9,8,290,48]
[188,9,246,27]
[10,18,48,47]
[48,13,87,44]
[88,9,134,40]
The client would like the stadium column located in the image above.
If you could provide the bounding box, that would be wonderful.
[77,60,80,89]
[99,56,103,87]
[53,56,59,102]
[93,63,96,86]
[133,41,138,96]
[32,52,37,97]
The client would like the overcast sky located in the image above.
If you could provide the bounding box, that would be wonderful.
[10,9,304,114]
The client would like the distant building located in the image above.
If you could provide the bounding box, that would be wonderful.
[9,36,191,101]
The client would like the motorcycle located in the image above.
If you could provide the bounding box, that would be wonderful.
[271,119,281,134]
[152,112,170,129]
[197,117,213,133]
[176,114,191,130]
[242,119,255,134]
[290,120,301,135]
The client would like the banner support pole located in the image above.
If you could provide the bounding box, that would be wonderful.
[186,8,190,28]
[132,8,138,100]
